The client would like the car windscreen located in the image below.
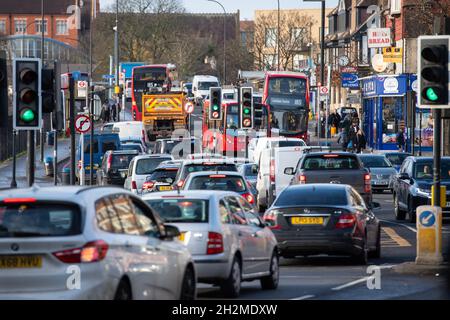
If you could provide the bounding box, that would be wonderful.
[198,82,219,90]
[183,164,237,179]
[111,154,136,169]
[274,188,348,206]
[359,156,391,168]
[302,155,359,170]
[414,161,450,180]
[121,144,142,152]
[136,157,171,175]
[243,164,258,177]
[386,154,410,166]
[147,169,178,183]
[145,199,208,223]
[0,203,82,237]
[187,176,247,192]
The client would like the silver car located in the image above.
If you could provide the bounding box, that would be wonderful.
[357,154,397,193]
[0,186,196,300]
[142,190,279,298]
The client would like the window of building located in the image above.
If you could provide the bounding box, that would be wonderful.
[241,31,247,46]
[56,19,68,35]
[265,28,277,48]
[291,27,306,47]
[263,54,277,70]
[35,19,48,34]
[390,0,401,14]
[14,19,27,34]
[0,20,6,34]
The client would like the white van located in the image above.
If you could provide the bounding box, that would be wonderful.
[249,137,307,164]
[111,121,148,146]
[256,145,307,212]
[192,75,220,102]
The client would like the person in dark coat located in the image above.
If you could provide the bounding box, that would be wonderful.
[396,128,406,152]
[355,128,367,153]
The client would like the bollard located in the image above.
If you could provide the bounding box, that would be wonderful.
[61,167,71,185]
[44,156,54,177]
[416,205,443,265]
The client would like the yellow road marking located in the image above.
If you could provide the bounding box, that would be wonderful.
[381,227,411,247]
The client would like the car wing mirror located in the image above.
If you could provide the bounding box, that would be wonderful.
[160,224,181,240]
[284,167,295,175]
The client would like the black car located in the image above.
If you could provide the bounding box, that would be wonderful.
[263,184,381,264]
[392,156,450,222]
[97,150,139,186]
[383,152,412,172]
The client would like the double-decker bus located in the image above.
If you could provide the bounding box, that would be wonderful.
[202,100,270,155]
[131,64,177,120]
[262,71,310,143]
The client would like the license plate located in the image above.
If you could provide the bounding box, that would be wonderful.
[0,255,42,269]
[178,232,186,242]
[159,186,172,191]
[291,217,324,225]
[446,201,450,208]
[373,180,387,185]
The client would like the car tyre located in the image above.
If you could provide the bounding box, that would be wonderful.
[394,194,406,220]
[408,197,416,223]
[352,236,368,265]
[114,279,132,300]
[221,257,241,298]
[368,227,381,259]
[180,266,196,300]
[260,251,279,290]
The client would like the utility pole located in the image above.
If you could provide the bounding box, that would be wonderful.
[69,77,76,185]
[40,0,45,163]
[114,0,120,122]
[320,0,325,141]
[89,0,94,184]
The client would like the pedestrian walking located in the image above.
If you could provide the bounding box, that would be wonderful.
[102,101,110,123]
[355,128,367,153]
[396,128,406,152]
[348,121,360,153]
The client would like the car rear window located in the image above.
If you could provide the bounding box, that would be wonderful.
[147,169,178,183]
[244,164,258,177]
[121,144,142,152]
[136,157,171,175]
[183,164,237,179]
[145,199,208,223]
[111,154,136,169]
[188,175,247,192]
[0,203,81,237]
[274,188,348,206]
[274,141,305,147]
[359,156,391,168]
[302,155,359,170]
[386,154,410,166]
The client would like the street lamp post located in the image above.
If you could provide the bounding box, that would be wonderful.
[277,0,280,71]
[207,0,226,84]
[114,0,120,121]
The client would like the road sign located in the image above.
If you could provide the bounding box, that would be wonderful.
[75,115,91,133]
[72,71,81,81]
[382,47,403,63]
[77,80,87,98]
[319,86,329,95]
[102,74,115,80]
[416,205,443,265]
[184,102,194,114]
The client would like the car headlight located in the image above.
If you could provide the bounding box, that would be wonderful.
[416,188,432,198]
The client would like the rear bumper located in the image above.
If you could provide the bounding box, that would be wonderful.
[105,177,126,186]
[192,254,230,283]
[274,233,364,257]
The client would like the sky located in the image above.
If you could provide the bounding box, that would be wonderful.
[100,0,339,20]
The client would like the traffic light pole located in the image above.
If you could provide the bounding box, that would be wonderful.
[54,127,57,185]
[27,130,35,187]
[10,130,17,188]
[432,109,441,207]
[69,77,76,185]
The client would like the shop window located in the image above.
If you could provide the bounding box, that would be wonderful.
[414,110,434,148]
[381,97,403,144]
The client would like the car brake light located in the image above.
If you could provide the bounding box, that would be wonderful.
[364,173,371,193]
[263,211,280,230]
[270,159,275,183]
[335,214,357,229]
[77,160,82,170]
[209,174,226,178]
[131,181,137,190]
[142,181,154,190]
[3,198,37,203]
[107,154,112,171]
[299,174,306,184]
[323,154,339,158]
[53,240,109,263]
[207,232,224,255]
[242,193,254,204]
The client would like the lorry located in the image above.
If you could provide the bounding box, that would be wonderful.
[142,92,187,141]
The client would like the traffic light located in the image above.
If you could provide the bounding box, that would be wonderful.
[41,67,55,113]
[0,50,7,128]
[13,58,42,130]
[417,35,450,108]
[209,87,222,120]
[240,87,253,129]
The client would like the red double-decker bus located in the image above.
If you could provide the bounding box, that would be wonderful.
[262,71,310,143]
[131,64,177,120]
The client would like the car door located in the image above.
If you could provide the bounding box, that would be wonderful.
[239,197,270,274]
[129,196,179,299]
[224,196,257,276]
[352,190,377,248]
[398,160,412,209]
[124,159,135,190]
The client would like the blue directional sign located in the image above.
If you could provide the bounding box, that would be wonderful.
[102,74,115,80]
[419,210,436,227]
[72,71,81,81]
[341,73,359,88]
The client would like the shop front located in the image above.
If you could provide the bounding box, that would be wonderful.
[361,75,408,151]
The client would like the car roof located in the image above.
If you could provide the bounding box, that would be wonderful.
[109,150,140,155]
[154,163,181,170]
[141,190,238,201]
[182,158,237,165]
[133,154,172,161]
[411,156,450,162]
[113,121,142,127]
[283,183,350,193]
[304,151,356,156]
[357,154,386,158]
[186,171,244,178]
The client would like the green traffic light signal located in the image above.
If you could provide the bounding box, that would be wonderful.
[243,108,250,115]
[20,108,35,122]
[213,104,219,111]
[425,87,439,101]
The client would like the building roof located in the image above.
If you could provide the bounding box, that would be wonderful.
[240,20,254,32]
[0,0,76,15]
